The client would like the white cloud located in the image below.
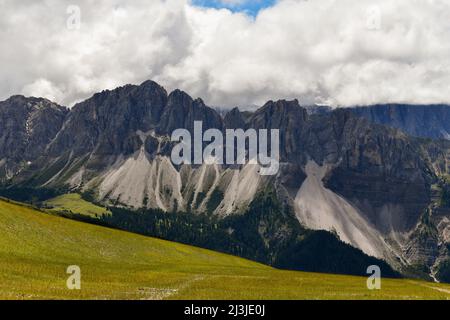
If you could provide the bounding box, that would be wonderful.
[0,0,450,108]
[22,78,64,103]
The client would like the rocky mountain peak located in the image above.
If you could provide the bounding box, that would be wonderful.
[47,80,168,157]
[167,89,192,106]
[0,96,68,181]
[224,107,246,129]
[250,99,307,127]
[157,89,223,135]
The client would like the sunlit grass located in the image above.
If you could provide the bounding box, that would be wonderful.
[45,193,110,218]
[1,199,450,300]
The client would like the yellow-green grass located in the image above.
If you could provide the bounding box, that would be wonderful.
[1,199,450,300]
[45,193,110,218]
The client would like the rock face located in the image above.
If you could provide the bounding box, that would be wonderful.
[224,107,246,129]
[47,80,168,158]
[250,105,443,268]
[2,80,450,279]
[294,160,390,259]
[0,96,68,182]
[247,99,308,163]
[314,111,433,233]
[157,90,223,135]
[350,104,450,140]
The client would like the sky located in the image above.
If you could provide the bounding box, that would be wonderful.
[192,0,276,16]
[1,0,450,108]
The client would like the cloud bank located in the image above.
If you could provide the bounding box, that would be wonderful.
[1,0,449,108]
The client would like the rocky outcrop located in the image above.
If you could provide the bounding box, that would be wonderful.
[224,107,246,129]
[0,96,68,182]
[46,80,168,158]
[157,89,223,135]
[248,99,308,162]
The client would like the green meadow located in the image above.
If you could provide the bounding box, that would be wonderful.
[1,198,450,300]
[45,193,110,218]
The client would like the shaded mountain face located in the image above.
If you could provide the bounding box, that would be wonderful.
[0,96,68,182]
[157,89,223,135]
[1,80,450,280]
[350,104,450,140]
[46,80,168,158]
[309,111,434,232]
[224,107,246,129]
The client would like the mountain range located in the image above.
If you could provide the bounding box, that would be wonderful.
[1,80,450,282]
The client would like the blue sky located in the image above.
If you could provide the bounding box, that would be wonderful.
[192,0,277,16]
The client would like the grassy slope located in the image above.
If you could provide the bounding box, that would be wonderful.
[45,193,110,218]
[1,199,450,300]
